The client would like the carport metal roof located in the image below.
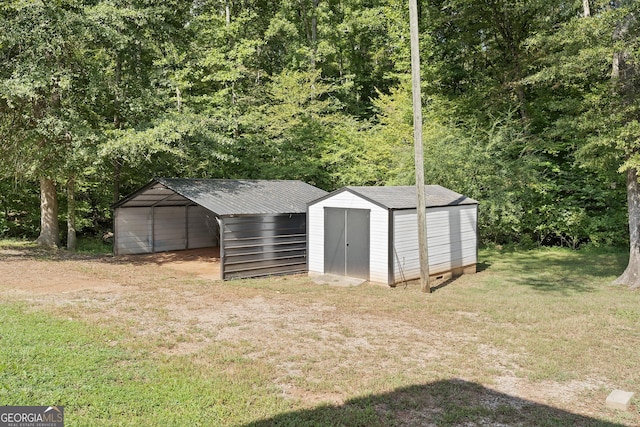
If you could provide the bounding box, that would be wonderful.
[309,185,478,210]
[113,178,328,216]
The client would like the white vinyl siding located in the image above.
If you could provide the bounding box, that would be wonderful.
[114,207,152,255]
[393,205,477,281]
[308,191,388,283]
[187,206,218,249]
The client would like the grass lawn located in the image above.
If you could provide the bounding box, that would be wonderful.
[0,241,638,426]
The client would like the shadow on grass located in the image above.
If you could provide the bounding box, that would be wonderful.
[480,248,629,294]
[431,277,458,292]
[476,261,491,273]
[243,379,627,427]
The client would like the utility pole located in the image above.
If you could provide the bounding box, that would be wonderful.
[409,0,430,292]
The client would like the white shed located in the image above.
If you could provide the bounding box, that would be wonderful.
[307,185,478,285]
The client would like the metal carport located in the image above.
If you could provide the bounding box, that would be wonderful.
[113,178,327,279]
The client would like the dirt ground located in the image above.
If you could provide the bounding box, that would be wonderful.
[0,247,221,293]
[121,247,222,279]
[0,247,636,425]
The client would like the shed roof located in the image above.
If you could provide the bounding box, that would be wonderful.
[113,178,328,216]
[310,185,478,210]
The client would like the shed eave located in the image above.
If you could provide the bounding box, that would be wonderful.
[112,180,224,216]
[308,186,479,210]
[388,201,479,211]
[307,187,390,211]
[218,211,305,218]
[111,178,162,209]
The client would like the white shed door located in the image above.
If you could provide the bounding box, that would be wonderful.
[324,208,370,280]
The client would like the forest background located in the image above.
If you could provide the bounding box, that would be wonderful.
[1,0,639,253]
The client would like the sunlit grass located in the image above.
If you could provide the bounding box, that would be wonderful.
[0,236,112,255]
[0,304,291,426]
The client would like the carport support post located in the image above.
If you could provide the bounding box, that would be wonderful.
[409,0,431,293]
[217,217,224,280]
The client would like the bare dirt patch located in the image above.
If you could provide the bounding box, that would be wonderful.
[119,247,221,279]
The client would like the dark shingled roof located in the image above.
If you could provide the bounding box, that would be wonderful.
[113,178,328,216]
[313,185,477,209]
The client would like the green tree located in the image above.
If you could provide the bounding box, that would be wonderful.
[411,0,627,248]
[85,0,192,200]
[610,6,640,287]
[1,0,195,247]
[0,0,101,247]
[524,0,639,283]
[255,69,336,187]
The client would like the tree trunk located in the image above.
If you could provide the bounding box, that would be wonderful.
[113,57,123,204]
[300,0,319,69]
[36,177,60,247]
[514,80,529,122]
[311,0,319,69]
[611,6,639,288]
[66,177,77,251]
[583,0,590,18]
[113,158,121,203]
[613,168,640,288]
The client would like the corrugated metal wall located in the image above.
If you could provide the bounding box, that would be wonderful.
[220,214,307,279]
[188,206,219,249]
[114,207,152,255]
[115,206,309,280]
[114,206,218,255]
[154,206,187,252]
